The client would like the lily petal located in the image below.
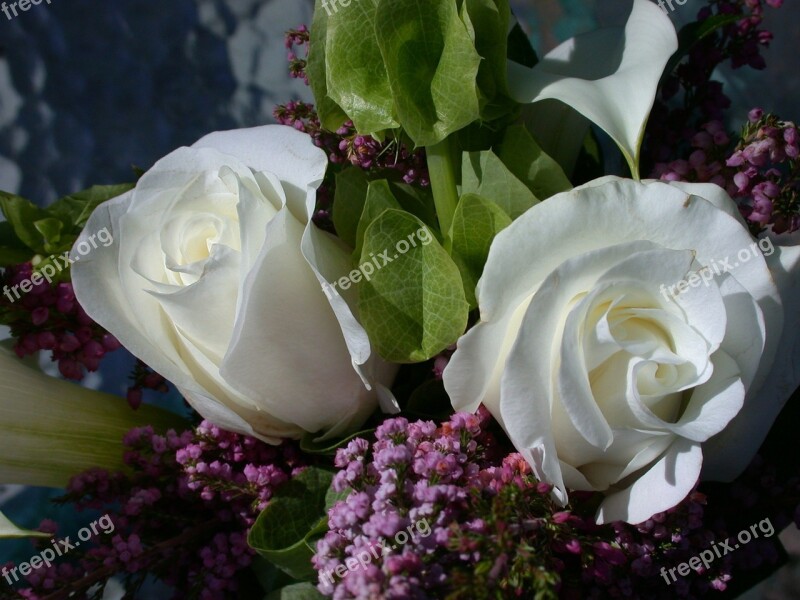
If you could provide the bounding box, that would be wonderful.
[508,0,678,177]
[0,510,50,539]
[0,345,186,488]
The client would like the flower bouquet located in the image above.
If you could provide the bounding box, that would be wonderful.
[1,0,799,598]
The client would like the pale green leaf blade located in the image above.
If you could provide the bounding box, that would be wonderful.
[248,467,334,581]
[354,179,401,259]
[309,0,349,131]
[332,168,370,249]
[461,150,538,220]
[449,193,512,307]
[265,583,326,600]
[358,209,468,363]
[47,184,134,229]
[496,125,572,200]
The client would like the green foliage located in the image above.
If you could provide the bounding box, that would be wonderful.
[354,180,402,259]
[496,126,572,200]
[248,467,335,581]
[0,184,132,265]
[309,0,530,147]
[448,193,512,307]
[332,168,370,248]
[461,151,539,220]
[358,209,468,363]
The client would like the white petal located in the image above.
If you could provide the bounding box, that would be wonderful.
[192,125,328,209]
[508,0,677,176]
[596,438,702,524]
[180,386,299,444]
[478,179,778,336]
[72,191,204,397]
[703,241,800,479]
[220,208,381,434]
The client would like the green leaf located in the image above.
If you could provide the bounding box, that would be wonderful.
[325,0,399,134]
[0,221,34,266]
[496,125,573,200]
[265,583,326,600]
[0,510,51,540]
[374,0,482,147]
[248,467,335,581]
[461,150,539,220]
[0,192,51,254]
[325,483,351,513]
[308,0,349,131]
[33,218,64,253]
[47,184,134,229]
[460,0,515,121]
[664,13,744,81]
[358,209,468,363]
[448,193,512,306]
[332,168,370,248]
[389,182,439,235]
[354,180,402,259]
[0,345,187,487]
[300,428,374,456]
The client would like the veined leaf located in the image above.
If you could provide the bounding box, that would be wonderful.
[358,209,468,363]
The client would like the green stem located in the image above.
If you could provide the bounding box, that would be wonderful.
[426,136,460,238]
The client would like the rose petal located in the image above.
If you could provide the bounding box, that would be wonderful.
[596,438,702,524]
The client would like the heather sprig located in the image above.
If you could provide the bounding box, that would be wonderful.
[0,423,304,600]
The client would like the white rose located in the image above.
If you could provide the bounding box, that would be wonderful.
[72,125,397,443]
[444,176,800,524]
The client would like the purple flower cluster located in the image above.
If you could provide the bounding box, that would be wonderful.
[0,422,304,600]
[653,120,731,187]
[644,0,783,170]
[654,110,800,234]
[314,413,632,599]
[314,412,800,599]
[285,26,310,85]
[313,413,489,599]
[0,266,121,380]
[727,110,799,232]
[274,102,429,188]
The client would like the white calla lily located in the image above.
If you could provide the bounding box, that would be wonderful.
[509,0,678,178]
[0,345,186,488]
[0,510,50,539]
